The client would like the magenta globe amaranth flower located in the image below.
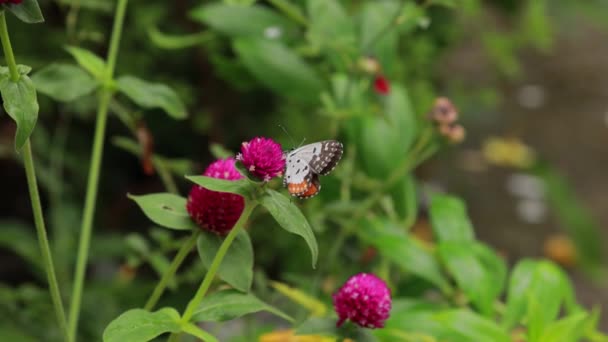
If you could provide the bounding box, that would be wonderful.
[186,158,244,235]
[236,137,285,181]
[333,273,392,329]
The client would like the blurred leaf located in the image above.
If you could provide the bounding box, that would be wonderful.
[209,143,234,159]
[358,218,450,292]
[295,317,338,336]
[192,289,293,322]
[538,312,589,342]
[270,281,327,316]
[198,230,253,292]
[0,221,41,272]
[502,259,537,329]
[0,73,38,150]
[520,0,552,51]
[116,76,187,119]
[0,325,37,342]
[233,38,323,102]
[185,175,253,198]
[390,173,417,225]
[259,189,318,267]
[429,194,475,243]
[181,323,218,342]
[307,0,355,50]
[3,0,44,24]
[375,299,447,340]
[434,309,510,342]
[190,3,295,39]
[128,193,198,231]
[65,46,106,79]
[471,242,507,303]
[360,1,400,74]
[32,63,97,102]
[102,308,181,342]
[148,27,212,50]
[438,241,498,316]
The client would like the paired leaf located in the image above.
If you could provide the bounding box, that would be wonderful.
[128,193,198,231]
[0,73,39,150]
[103,308,181,342]
[116,76,187,119]
[3,0,44,24]
[65,46,106,79]
[197,230,253,292]
[233,38,323,101]
[429,194,475,242]
[259,189,318,267]
[32,63,97,102]
[192,289,292,322]
[186,175,253,198]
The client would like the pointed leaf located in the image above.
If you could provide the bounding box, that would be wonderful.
[32,63,97,102]
[103,308,181,342]
[259,189,318,267]
[186,175,253,198]
[0,74,38,150]
[429,194,475,242]
[197,230,253,292]
[3,0,44,24]
[65,46,106,79]
[128,193,198,231]
[192,289,293,322]
[116,76,187,119]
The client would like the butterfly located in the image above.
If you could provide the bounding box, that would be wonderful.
[283,140,344,199]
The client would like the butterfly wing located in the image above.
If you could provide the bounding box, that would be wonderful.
[284,140,343,197]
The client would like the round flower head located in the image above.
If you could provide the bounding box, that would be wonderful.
[236,137,285,181]
[186,158,245,235]
[333,273,392,329]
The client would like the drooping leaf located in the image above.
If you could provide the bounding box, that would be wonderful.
[0,74,39,150]
[185,175,253,198]
[128,193,198,231]
[32,63,97,102]
[233,38,323,102]
[102,308,181,342]
[429,194,475,242]
[65,46,106,79]
[259,189,318,267]
[116,76,187,119]
[192,289,292,322]
[197,230,253,292]
[3,0,44,24]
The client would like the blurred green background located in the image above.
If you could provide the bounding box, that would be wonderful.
[1,0,608,340]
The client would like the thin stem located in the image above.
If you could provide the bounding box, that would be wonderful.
[155,158,179,195]
[168,201,257,341]
[23,141,70,342]
[68,0,129,339]
[0,11,69,342]
[0,12,19,81]
[144,230,200,311]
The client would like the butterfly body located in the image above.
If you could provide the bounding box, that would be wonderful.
[283,140,343,198]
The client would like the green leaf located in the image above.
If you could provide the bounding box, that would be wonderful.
[32,63,97,102]
[103,308,181,342]
[186,175,253,198]
[375,299,447,340]
[3,0,44,24]
[116,76,187,119]
[538,312,589,342]
[429,194,475,242]
[192,289,293,323]
[438,241,498,316]
[65,46,106,79]
[434,309,510,342]
[307,0,355,50]
[295,317,339,336]
[502,259,536,329]
[181,323,219,342]
[0,74,38,150]
[197,230,253,292]
[471,242,507,304]
[259,189,318,267]
[148,27,212,50]
[359,1,400,74]
[390,174,418,225]
[0,221,41,272]
[128,193,198,231]
[190,3,295,39]
[233,38,323,102]
[358,218,450,291]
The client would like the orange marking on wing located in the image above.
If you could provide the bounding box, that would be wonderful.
[298,182,319,198]
[287,180,310,195]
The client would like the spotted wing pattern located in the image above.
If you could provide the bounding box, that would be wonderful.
[284,140,343,199]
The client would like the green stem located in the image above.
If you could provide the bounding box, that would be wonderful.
[68,0,128,339]
[168,201,257,341]
[0,12,19,82]
[23,141,70,342]
[144,230,200,311]
[0,11,69,342]
[154,158,179,195]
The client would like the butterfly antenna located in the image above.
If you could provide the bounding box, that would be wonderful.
[298,137,307,148]
[278,124,297,148]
